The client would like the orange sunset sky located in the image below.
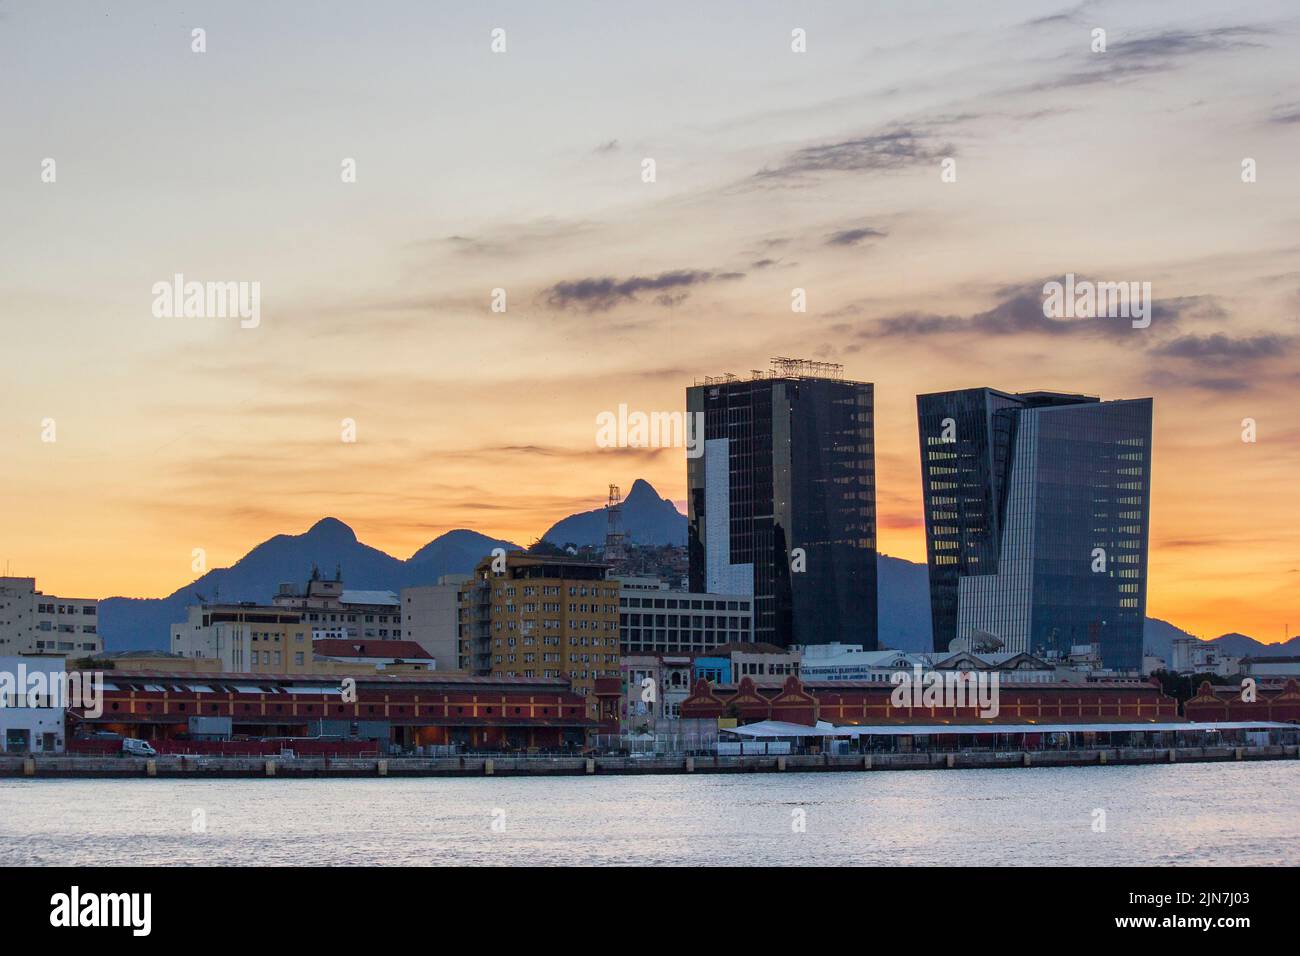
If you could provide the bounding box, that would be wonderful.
[2,1,1298,642]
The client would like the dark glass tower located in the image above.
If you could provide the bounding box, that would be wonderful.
[916,388,1152,670]
[687,359,877,649]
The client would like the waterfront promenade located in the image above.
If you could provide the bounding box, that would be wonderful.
[3,743,1296,778]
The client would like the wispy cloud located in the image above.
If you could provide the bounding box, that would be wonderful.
[853,278,1202,342]
[755,127,952,183]
[826,226,888,247]
[1148,332,1293,367]
[542,269,744,312]
[1021,26,1267,93]
[1267,102,1300,124]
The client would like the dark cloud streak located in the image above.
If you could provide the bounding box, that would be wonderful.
[542,270,744,312]
[826,226,887,247]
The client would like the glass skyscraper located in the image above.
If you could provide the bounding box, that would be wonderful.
[687,359,877,649]
[916,388,1152,670]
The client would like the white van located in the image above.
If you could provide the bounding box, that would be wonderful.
[121,738,157,757]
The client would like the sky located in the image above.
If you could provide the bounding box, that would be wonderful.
[1,1,1298,643]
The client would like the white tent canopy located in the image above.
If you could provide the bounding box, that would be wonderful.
[722,720,1295,739]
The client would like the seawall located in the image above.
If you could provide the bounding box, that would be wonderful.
[2,744,1297,778]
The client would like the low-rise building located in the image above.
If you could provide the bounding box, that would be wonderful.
[0,655,67,753]
[621,643,798,730]
[171,603,314,673]
[313,639,434,671]
[621,654,696,725]
[0,577,102,659]
[1169,637,1243,676]
[271,571,403,641]
[65,669,597,752]
[1184,678,1300,723]
[797,644,925,682]
[681,673,1179,725]
[795,643,1061,683]
[724,642,800,684]
[1241,656,1300,679]
[617,576,754,654]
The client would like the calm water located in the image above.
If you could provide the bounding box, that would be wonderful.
[2,762,1296,866]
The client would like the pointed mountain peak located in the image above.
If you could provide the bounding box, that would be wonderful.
[625,478,662,502]
[304,517,357,543]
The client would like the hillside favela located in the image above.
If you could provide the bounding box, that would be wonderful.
[2,0,1297,930]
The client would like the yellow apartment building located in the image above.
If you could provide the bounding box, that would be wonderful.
[460,554,620,717]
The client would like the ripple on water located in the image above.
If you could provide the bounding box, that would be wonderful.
[1,761,1296,866]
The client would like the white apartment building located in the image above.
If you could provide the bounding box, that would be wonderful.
[1170,637,1243,676]
[0,577,102,659]
[618,576,754,654]
[0,655,67,753]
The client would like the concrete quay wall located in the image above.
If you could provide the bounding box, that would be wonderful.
[1,745,1296,778]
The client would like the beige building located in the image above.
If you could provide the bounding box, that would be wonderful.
[726,643,801,685]
[171,603,314,673]
[460,554,620,716]
[270,570,402,641]
[401,574,470,670]
[0,577,101,659]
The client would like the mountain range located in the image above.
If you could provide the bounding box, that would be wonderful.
[98,479,1296,661]
[99,521,516,653]
[541,478,686,547]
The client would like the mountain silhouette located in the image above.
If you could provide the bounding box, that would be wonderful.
[96,479,1291,659]
[99,522,518,652]
[541,478,686,547]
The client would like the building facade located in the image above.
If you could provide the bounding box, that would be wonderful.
[619,643,799,730]
[65,670,596,752]
[621,654,696,725]
[271,572,402,641]
[400,574,470,669]
[312,639,435,671]
[1169,637,1243,676]
[617,576,754,654]
[680,673,1178,725]
[687,358,877,649]
[917,388,1152,669]
[171,603,314,672]
[0,655,67,753]
[460,554,621,718]
[0,577,101,659]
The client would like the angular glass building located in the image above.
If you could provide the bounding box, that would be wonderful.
[687,359,877,649]
[916,388,1152,670]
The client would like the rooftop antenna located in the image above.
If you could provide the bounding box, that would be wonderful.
[770,356,844,380]
[604,484,626,566]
